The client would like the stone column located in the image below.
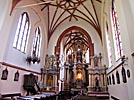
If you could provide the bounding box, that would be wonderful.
[43,74,46,87]
[91,74,93,87]
[99,53,102,67]
[90,57,94,67]
[82,51,86,63]
[53,74,55,89]
[88,74,91,91]
[54,74,58,91]
[46,71,48,87]
[93,75,95,87]
[74,51,77,63]
[103,74,106,86]
[65,67,67,81]
[100,74,103,87]
[67,68,69,83]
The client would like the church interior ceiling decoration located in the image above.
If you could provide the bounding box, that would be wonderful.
[11,0,103,41]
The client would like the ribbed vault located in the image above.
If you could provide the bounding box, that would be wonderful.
[55,26,94,56]
[11,0,102,42]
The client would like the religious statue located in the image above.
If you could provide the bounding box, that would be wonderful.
[95,77,100,91]
[47,75,53,86]
[45,54,49,67]
[94,55,98,67]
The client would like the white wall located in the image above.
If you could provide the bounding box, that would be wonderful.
[102,0,134,99]
[0,0,11,62]
[3,1,47,72]
[0,64,40,95]
[0,0,47,95]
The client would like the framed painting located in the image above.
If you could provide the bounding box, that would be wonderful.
[1,68,8,80]
[14,70,19,81]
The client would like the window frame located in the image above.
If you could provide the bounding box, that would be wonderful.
[32,27,42,57]
[111,0,123,60]
[13,12,30,53]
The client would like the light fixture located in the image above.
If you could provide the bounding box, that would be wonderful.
[26,51,40,64]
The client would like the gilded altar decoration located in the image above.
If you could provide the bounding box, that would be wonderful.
[41,54,59,91]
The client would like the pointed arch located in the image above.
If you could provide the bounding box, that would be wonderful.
[55,26,94,56]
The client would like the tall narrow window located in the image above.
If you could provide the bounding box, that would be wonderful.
[112,74,115,85]
[109,76,111,85]
[85,48,90,63]
[32,27,42,57]
[116,71,120,84]
[107,77,109,85]
[122,67,127,83]
[111,0,123,60]
[13,12,30,53]
[106,22,112,67]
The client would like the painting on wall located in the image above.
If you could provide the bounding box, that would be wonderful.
[122,67,127,83]
[14,70,19,81]
[127,69,130,78]
[1,68,8,80]
[47,74,53,86]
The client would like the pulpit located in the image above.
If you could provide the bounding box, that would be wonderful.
[23,73,39,95]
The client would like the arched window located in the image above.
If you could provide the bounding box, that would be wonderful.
[112,74,115,85]
[109,76,111,85]
[105,22,112,67]
[13,12,30,53]
[111,0,123,60]
[107,77,109,85]
[122,67,127,83]
[116,71,120,84]
[32,27,42,57]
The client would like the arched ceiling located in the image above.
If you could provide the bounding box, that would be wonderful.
[63,31,89,51]
[56,26,94,56]
[63,30,90,54]
[11,0,103,42]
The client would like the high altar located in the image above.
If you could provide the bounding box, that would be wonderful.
[41,50,107,92]
[64,51,107,92]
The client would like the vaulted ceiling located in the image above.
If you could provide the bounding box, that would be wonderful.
[39,0,102,41]
[11,0,103,55]
[11,0,102,39]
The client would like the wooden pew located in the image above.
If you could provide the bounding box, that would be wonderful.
[1,93,21,99]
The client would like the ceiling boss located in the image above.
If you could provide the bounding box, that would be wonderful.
[54,0,86,10]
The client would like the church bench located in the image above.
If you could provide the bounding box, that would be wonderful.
[1,93,21,99]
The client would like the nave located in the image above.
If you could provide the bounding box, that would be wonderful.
[0,0,134,100]
[13,91,110,100]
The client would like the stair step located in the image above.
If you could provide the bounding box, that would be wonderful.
[88,92,109,99]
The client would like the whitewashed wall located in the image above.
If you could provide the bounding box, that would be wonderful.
[102,0,134,100]
[0,0,48,95]
[0,0,11,62]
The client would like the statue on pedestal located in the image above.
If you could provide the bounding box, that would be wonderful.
[94,56,98,67]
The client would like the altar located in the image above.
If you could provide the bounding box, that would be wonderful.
[64,52,107,92]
